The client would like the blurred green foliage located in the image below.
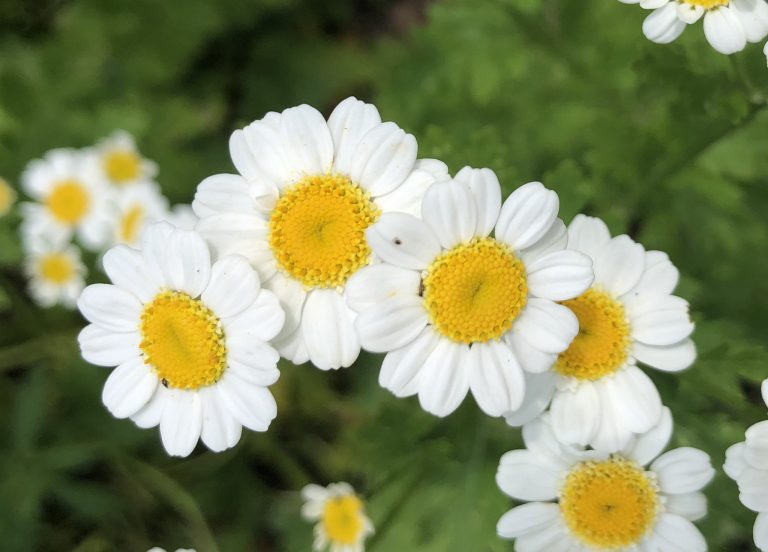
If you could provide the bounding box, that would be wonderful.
[1,0,767,550]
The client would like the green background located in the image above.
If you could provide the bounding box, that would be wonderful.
[1,0,767,550]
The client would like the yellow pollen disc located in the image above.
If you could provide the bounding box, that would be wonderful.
[46,180,91,224]
[423,237,527,344]
[322,494,365,545]
[104,150,141,183]
[0,178,15,216]
[685,0,728,8]
[268,174,380,289]
[556,288,631,381]
[139,290,227,390]
[39,253,75,284]
[119,204,145,244]
[560,457,659,549]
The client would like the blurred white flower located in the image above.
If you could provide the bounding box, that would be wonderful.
[0,177,16,217]
[301,482,374,552]
[107,181,169,247]
[24,243,86,309]
[96,130,157,188]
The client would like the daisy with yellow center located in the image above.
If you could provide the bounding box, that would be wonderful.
[346,168,594,417]
[0,178,16,217]
[620,0,768,55]
[97,130,157,187]
[77,222,286,457]
[20,148,114,252]
[508,215,696,452]
[496,409,714,551]
[301,482,374,552]
[108,181,169,247]
[24,244,86,308]
[193,97,449,370]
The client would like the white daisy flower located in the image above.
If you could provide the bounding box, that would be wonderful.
[96,130,158,188]
[193,96,448,370]
[24,243,86,309]
[301,482,374,552]
[508,215,696,452]
[724,379,768,552]
[0,177,16,217]
[347,168,594,417]
[77,222,286,457]
[20,148,115,251]
[108,181,169,247]
[622,0,768,55]
[496,408,714,551]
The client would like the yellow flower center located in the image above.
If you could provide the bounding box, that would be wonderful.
[555,288,630,380]
[560,457,659,549]
[46,180,91,224]
[268,174,379,289]
[119,204,145,244]
[685,0,728,8]
[104,150,141,183]
[423,237,527,344]
[39,253,75,284]
[139,290,227,390]
[0,178,15,216]
[322,494,365,545]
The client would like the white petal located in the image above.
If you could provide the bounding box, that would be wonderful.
[102,358,158,419]
[503,371,557,427]
[421,180,478,249]
[646,513,706,552]
[622,406,673,466]
[278,104,334,179]
[641,0,670,8]
[468,341,526,416]
[159,390,203,457]
[496,503,561,539]
[550,383,600,447]
[519,218,568,265]
[217,372,277,431]
[355,295,427,353]
[755,512,768,551]
[226,334,280,386]
[345,263,421,312]
[740,468,768,511]
[194,212,268,262]
[745,420,768,468]
[223,289,285,343]
[594,235,644,296]
[732,0,768,42]
[496,182,559,251]
[373,158,449,216]
[199,385,242,452]
[506,331,557,374]
[614,365,663,433]
[651,447,715,494]
[350,122,417,197]
[417,339,470,417]
[265,271,307,336]
[327,97,382,176]
[631,250,679,296]
[723,442,747,480]
[704,6,748,53]
[79,324,140,367]
[239,117,292,189]
[763,378,768,409]
[514,522,572,552]
[643,3,688,44]
[273,326,309,365]
[192,173,265,219]
[496,449,561,501]
[526,249,593,301]
[301,289,360,370]
[633,339,696,372]
[159,228,212,298]
[102,245,161,303]
[454,166,501,238]
[78,284,142,332]
[379,326,439,397]
[630,296,694,346]
[590,378,635,453]
[665,492,707,522]
[366,212,440,270]
[130,384,169,428]
[201,255,260,318]
[566,214,611,259]
[678,3,704,23]
[514,299,579,354]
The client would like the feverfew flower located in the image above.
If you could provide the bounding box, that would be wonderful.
[623,0,768,55]
[347,169,593,417]
[20,148,114,251]
[302,482,374,552]
[108,181,169,247]
[723,379,768,551]
[0,177,16,217]
[193,96,447,370]
[96,130,158,188]
[509,215,696,453]
[496,409,714,551]
[24,243,86,308]
[77,222,285,457]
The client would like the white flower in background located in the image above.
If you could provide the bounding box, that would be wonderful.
[347,169,593,417]
[0,177,16,217]
[302,482,374,552]
[24,243,86,308]
[496,408,714,551]
[77,222,285,457]
[193,96,448,370]
[96,130,157,188]
[508,215,695,453]
[107,181,169,247]
[621,0,768,54]
[724,379,768,552]
[20,148,114,251]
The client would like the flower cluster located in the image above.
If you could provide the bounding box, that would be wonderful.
[71,98,720,551]
[17,131,195,308]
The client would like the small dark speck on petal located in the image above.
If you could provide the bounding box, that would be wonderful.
[394,238,402,245]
